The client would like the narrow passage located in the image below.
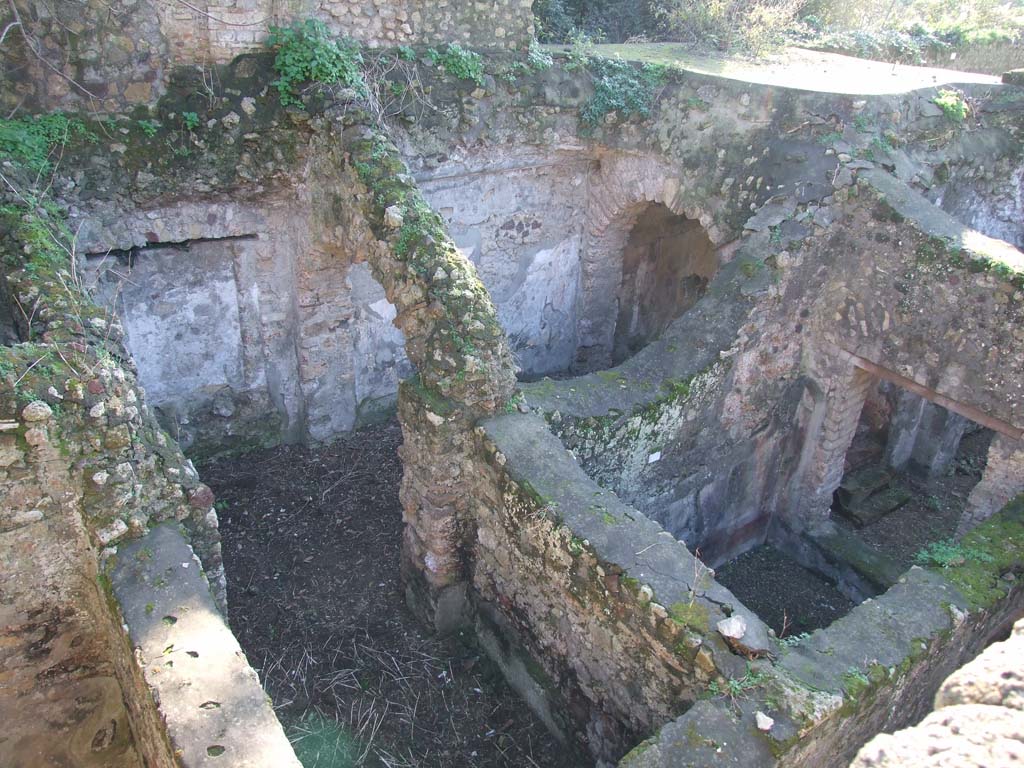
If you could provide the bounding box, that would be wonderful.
[202,420,581,768]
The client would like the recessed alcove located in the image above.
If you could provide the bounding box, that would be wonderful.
[612,203,718,365]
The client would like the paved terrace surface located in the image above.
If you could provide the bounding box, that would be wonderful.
[563,44,1001,95]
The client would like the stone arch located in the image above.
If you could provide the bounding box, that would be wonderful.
[332,126,518,630]
[611,202,718,364]
[575,151,726,371]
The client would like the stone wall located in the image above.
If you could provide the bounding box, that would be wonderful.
[960,433,1024,535]
[475,411,772,762]
[621,496,1024,768]
[6,48,1024,768]
[1,400,145,768]
[50,55,1024,460]
[930,141,1024,248]
[0,186,298,762]
[417,147,591,377]
[850,614,1024,768]
[1,0,534,112]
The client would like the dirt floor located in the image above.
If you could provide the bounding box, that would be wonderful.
[715,546,855,637]
[200,420,583,768]
[716,428,993,638]
[836,427,993,571]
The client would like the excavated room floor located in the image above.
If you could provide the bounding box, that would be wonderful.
[834,428,993,571]
[201,421,581,768]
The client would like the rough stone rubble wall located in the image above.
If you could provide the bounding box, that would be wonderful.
[80,145,588,452]
[961,433,1024,535]
[619,497,1024,768]
[472,413,771,763]
[0,209,229,764]
[159,0,534,61]
[2,0,534,111]
[850,614,1024,768]
[1,403,146,768]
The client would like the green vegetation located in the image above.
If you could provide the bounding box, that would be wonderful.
[526,39,555,71]
[0,113,93,174]
[915,539,993,568]
[933,89,969,123]
[427,43,485,86]
[1,197,75,278]
[778,631,811,647]
[535,0,1023,68]
[708,663,767,704]
[657,0,803,54]
[918,497,1024,609]
[136,119,160,137]
[668,601,709,632]
[799,0,1024,63]
[181,111,201,131]
[841,667,871,697]
[579,54,667,126]
[267,19,367,107]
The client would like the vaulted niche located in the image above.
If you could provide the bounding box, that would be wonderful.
[612,203,718,365]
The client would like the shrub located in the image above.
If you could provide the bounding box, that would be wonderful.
[426,43,485,86]
[534,0,661,43]
[526,39,554,71]
[0,113,93,174]
[267,19,366,108]
[580,56,667,126]
[656,0,804,54]
[534,0,578,42]
[933,88,969,122]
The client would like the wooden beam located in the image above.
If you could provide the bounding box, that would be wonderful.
[838,351,1023,441]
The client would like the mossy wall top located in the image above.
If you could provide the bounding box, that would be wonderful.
[1,0,534,112]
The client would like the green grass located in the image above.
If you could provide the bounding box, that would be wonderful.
[287,711,361,768]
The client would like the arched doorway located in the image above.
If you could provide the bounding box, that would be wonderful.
[612,203,718,364]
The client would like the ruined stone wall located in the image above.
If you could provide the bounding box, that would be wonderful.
[0,198,233,765]
[540,357,798,567]
[473,412,772,762]
[1,0,534,112]
[53,55,1024,460]
[850,613,1024,768]
[417,147,591,377]
[930,139,1024,248]
[621,496,1024,768]
[1,403,146,768]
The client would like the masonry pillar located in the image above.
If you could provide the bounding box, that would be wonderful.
[883,389,926,471]
[907,404,969,482]
[396,383,483,634]
[958,434,1024,536]
[795,364,874,529]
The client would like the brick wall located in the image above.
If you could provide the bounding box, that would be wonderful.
[959,434,1024,535]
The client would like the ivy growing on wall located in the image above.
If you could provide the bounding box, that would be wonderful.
[267,19,367,107]
[579,55,667,126]
[426,43,486,86]
[0,113,93,174]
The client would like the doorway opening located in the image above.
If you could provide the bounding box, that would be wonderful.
[611,203,717,365]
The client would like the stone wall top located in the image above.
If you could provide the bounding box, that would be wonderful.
[1,0,533,111]
[111,525,301,768]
